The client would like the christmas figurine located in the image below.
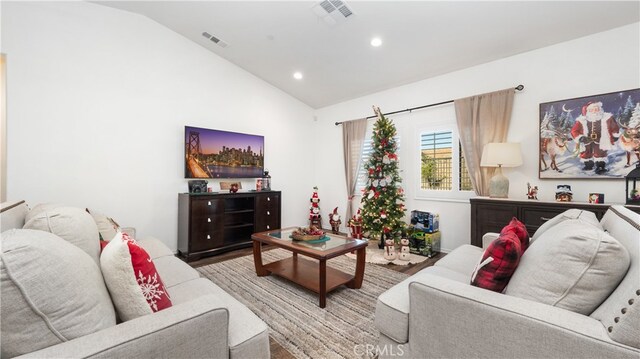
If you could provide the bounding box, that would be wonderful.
[309,186,322,228]
[329,207,341,234]
[383,239,397,261]
[526,182,538,200]
[348,209,363,239]
[398,238,411,261]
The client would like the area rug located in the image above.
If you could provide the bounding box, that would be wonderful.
[197,249,409,359]
[345,247,429,266]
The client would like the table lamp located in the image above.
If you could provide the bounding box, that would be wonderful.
[480,143,523,198]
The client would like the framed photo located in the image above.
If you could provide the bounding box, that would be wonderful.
[219,181,242,190]
[588,193,605,204]
[539,88,640,179]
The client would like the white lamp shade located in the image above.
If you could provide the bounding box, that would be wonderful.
[480,143,523,167]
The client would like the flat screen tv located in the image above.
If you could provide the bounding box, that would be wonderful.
[185,126,264,179]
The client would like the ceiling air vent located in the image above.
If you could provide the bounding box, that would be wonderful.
[201,31,228,48]
[312,0,354,26]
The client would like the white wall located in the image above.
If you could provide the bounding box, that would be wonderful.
[314,23,640,252]
[4,2,638,253]
[1,2,315,250]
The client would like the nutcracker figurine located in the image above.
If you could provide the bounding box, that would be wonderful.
[348,209,363,239]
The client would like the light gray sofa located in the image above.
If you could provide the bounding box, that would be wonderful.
[375,205,640,358]
[0,200,269,359]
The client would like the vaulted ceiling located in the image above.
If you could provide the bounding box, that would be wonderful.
[96,1,640,108]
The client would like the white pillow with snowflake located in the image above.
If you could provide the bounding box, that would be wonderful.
[100,232,172,321]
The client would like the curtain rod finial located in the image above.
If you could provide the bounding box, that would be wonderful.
[515,85,524,91]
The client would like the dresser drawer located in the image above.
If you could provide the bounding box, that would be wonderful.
[254,218,279,233]
[256,194,280,210]
[478,204,518,225]
[521,207,566,233]
[191,198,223,215]
[190,214,224,228]
[189,218,223,252]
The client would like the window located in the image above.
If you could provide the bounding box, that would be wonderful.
[421,131,452,190]
[419,129,472,192]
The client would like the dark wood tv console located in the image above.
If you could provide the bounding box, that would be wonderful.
[178,191,281,261]
[470,197,640,247]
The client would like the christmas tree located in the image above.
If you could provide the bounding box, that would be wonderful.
[360,106,406,245]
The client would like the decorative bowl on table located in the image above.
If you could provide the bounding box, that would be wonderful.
[291,226,325,241]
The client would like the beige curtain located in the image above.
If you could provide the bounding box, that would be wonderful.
[342,118,368,220]
[454,88,515,195]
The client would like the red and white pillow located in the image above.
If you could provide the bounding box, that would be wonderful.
[471,230,522,293]
[100,232,172,321]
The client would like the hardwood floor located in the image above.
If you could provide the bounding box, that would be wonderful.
[188,244,445,358]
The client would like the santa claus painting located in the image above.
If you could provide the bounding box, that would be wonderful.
[570,101,620,175]
[539,89,640,179]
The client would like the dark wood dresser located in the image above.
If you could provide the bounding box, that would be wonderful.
[178,191,281,261]
[470,197,640,247]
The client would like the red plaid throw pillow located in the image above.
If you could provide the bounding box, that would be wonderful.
[501,217,529,251]
[471,231,522,292]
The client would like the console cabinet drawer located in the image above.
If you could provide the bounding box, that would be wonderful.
[189,227,223,252]
[521,207,566,233]
[191,198,223,215]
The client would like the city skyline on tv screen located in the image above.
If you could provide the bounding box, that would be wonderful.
[185,126,264,179]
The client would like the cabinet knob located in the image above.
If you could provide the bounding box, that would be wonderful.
[207,234,211,240]
[207,218,211,223]
[266,225,270,229]
[208,201,212,206]
[267,211,270,215]
[267,197,271,201]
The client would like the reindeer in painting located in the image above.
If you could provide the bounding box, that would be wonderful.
[540,106,574,173]
[617,114,640,167]
[540,130,571,172]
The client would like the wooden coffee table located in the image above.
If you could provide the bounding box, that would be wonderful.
[251,227,368,308]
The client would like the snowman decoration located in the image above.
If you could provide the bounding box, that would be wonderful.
[383,239,397,261]
[398,238,411,261]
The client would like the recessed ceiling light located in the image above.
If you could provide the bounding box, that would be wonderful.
[370,37,382,47]
[293,72,303,80]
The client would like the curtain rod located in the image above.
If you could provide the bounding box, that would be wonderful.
[334,84,525,126]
